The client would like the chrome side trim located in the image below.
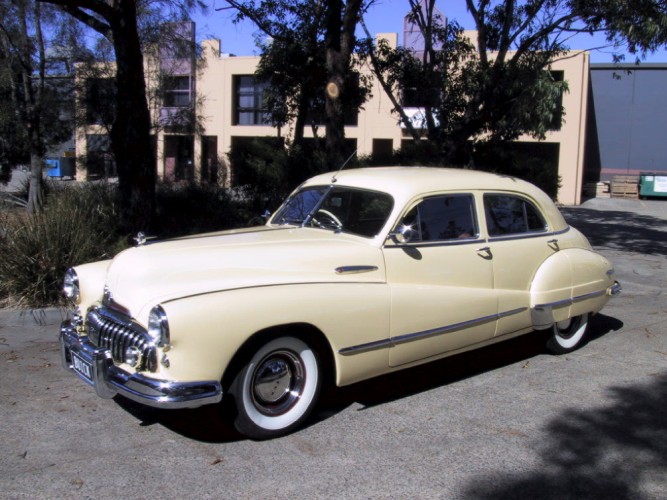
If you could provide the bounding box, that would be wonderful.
[534,287,610,311]
[338,307,527,356]
[334,265,379,275]
[531,282,620,330]
[60,320,222,409]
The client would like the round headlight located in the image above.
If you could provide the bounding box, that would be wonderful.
[147,305,170,347]
[63,268,80,303]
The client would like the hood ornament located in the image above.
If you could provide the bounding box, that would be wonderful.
[133,232,156,247]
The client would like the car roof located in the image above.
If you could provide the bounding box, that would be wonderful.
[302,166,568,232]
[304,167,531,194]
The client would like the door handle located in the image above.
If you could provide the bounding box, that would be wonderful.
[476,246,492,259]
[547,238,559,250]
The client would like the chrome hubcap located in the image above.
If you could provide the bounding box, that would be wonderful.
[251,350,305,416]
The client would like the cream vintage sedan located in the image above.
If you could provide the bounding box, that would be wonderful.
[60,167,620,439]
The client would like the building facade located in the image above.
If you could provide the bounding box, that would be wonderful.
[75,27,594,205]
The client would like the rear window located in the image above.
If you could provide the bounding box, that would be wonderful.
[484,194,547,236]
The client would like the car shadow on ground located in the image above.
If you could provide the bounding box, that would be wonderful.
[561,207,667,256]
[113,313,623,443]
[462,371,667,499]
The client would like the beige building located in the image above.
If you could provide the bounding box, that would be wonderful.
[75,27,591,205]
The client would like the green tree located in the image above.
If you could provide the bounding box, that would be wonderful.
[363,0,667,166]
[223,0,372,169]
[0,0,75,211]
[39,0,204,233]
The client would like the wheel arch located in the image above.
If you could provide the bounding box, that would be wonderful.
[221,322,336,393]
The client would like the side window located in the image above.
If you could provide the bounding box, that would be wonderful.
[484,194,547,236]
[400,194,478,242]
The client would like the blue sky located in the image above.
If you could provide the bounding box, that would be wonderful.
[192,0,667,63]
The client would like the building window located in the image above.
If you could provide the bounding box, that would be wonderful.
[85,134,115,179]
[85,78,115,125]
[372,139,394,163]
[163,75,191,107]
[234,75,270,125]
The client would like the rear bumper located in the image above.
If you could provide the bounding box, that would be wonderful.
[59,320,222,409]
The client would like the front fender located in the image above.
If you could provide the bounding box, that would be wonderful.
[72,259,112,313]
[154,282,391,387]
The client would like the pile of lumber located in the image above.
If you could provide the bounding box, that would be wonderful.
[610,175,639,199]
[583,182,610,198]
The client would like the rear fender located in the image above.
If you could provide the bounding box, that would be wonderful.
[530,248,614,330]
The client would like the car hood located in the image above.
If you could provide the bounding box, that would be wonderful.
[104,226,386,319]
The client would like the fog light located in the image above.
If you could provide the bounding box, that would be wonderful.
[125,346,142,367]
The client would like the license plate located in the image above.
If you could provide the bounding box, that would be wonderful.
[72,352,93,382]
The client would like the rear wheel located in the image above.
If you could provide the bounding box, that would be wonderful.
[546,313,589,354]
[229,336,321,440]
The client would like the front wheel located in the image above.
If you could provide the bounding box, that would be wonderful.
[546,313,589,354]
[229,336,321,439]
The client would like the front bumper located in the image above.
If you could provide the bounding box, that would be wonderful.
[59,320,222,409]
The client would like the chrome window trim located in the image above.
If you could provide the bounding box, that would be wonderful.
[487,226,570,243]
[338,307,527,356]
[384,237,486,249]
[483,192,550,237]
[388,192,481,246]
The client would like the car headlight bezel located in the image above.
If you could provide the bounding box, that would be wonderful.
[63,268,80,304]
[147,305,170,347]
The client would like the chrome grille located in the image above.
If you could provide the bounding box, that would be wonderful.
[86,308,157,371]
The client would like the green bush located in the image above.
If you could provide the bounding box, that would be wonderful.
[0,180,259,308]
[0,183,126,308]
[155,182,252,239]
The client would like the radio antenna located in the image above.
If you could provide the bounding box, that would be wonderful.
[331,150,357,183]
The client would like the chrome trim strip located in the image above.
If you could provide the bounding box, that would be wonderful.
[387,227,571,248]
[338,307,527,356]
[487,227,570,243]
[385,238,484,249]
[534,287,609,310]
[488,231,549,242]
[60,320,222,409]
[334,265,379,275]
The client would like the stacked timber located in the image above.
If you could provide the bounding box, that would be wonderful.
[610,175,639,199]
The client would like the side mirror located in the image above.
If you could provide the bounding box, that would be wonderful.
[389,224,415,244]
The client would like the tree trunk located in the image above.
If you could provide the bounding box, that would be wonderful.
[108,0,156,234]
[324,0,346,170]
[26,152,44,213]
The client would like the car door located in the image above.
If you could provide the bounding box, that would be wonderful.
[482,193,559,336]
[383,193,497,367]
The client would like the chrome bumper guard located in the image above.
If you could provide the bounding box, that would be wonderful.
[608,281,622,296]
[59,320,222,409]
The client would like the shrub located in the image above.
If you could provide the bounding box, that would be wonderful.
[154,182,252,239]
[0,183,126,308]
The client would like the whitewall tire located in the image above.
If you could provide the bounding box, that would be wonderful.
[230,336,321,439]
[546,313,589,354]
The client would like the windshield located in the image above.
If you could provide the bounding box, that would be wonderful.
[271,185,394,238]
